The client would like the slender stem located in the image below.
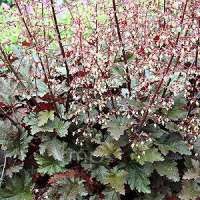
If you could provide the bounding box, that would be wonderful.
[161,14,194,98]
[95,3,116,117]
[112,0,131,96]
[42,2,51,77]
[0,105,24,135]
[163,0,166,27]
[139,55,174,128]
[0,45,28,92]
[195,39,199,68]
[50,0,70,84]
[195,19,200,68]
[15,1,32,40]
[161,55,180,97]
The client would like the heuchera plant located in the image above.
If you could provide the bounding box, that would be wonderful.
[0,0,200,199]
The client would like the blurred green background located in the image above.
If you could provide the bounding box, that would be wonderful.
[0,0,12,5]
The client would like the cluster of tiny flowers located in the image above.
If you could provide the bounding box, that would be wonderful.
[3,0,200,146]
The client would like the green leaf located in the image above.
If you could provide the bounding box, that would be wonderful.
[179,180,200,200]
[136,193,165,200]
[38,110,55,127]
[144,124,167,139]
[143,163,154,176]
[183,159,200,180]
[126,164,151,193]
[131,147,164,165]
[0,121,32,161]
[157,140,191,156]
[5,163,23,178]
[39,137,68,161]
[23,113,38,126]
[24,113,69,135]
[0,120,13,145]
[0,173,32,200]
[6,132,32,161]
[103,117,130,140]
[0,78,17,105]
[47,178,87,200]
[91,166,109,183]
[90,195,101,200]
[167,95,187,120]
[165,121,180,132]
[154,160,180,182]
[24,113,69,136]
[34,79,49,97]
[35,154,66,175]
[53,118,70,137]
[103,189,121,200]
[104,167,127,194]
[193,138,200,155]
[93,141,122,160]
[31,124,54,135]
[59,180,87,200]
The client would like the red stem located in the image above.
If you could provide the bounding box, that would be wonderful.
[50,0,70,85]
[112,0,131,96]
[138,0,188,129]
